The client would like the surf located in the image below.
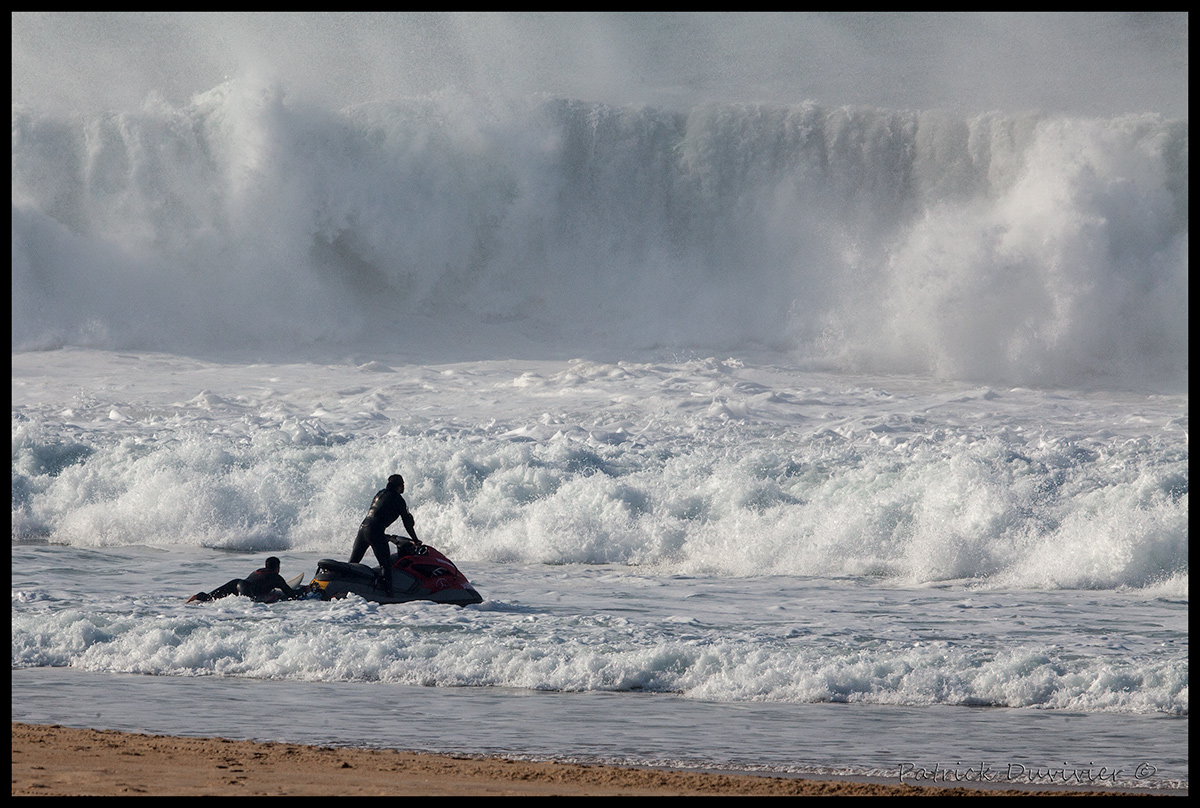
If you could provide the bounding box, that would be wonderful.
[11,83,1188,392]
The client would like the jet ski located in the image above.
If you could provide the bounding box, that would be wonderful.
[309,537,483,606]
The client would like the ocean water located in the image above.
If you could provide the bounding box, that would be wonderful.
[11,12,1188,794]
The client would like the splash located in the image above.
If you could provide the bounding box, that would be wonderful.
[11,81,1188,389]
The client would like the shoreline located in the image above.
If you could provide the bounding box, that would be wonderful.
[12,723,1157,796]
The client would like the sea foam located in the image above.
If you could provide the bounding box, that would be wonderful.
[12,83,1188,391]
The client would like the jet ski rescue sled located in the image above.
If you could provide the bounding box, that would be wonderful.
[310,538,482,605]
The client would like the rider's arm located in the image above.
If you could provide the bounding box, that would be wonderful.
[401,506,420,543]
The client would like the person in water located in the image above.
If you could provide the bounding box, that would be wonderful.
[350,473,421,596]
[187,556,307,603]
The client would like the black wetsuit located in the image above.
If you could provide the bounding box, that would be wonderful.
[190,567,304,603]
[350,486,417,595]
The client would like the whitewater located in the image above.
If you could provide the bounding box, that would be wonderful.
[11,12,1188,792]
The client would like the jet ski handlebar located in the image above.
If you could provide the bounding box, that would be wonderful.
[386,534,427,554]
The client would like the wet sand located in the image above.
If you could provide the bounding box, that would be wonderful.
[13,722,1126,796]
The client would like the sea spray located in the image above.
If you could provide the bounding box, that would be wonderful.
[12,87,1188,391]
[10,17,1189,785]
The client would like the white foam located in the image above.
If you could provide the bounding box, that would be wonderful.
[12,350,1189,592]
[10,553,1189,716]
[11,83,1189,391]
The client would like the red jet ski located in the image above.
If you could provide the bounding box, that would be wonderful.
[309,537,483,606]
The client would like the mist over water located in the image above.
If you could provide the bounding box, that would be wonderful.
[11,13,1190,119]
[10,18,1190,748]
[11,13,1189,391]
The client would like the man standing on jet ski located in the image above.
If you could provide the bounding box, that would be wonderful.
[350,473,421,597]
[187,556,307,603]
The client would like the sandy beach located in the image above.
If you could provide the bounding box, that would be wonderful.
[14,722,1132,797]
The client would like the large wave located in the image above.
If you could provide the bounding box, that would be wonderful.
[11,80,1189,390]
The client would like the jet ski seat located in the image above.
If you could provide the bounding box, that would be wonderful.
[315,559,377,581]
